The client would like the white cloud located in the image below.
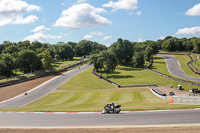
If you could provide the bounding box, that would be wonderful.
[103,0,138,12]
[102,36,112,40]
[0,0,40,26]
[158,36,165,40]
[54,3,111,29]
[24,32,61,42]
[185,3,200,16]
[84,34,93,39]
[91,31,103,36]
[83,31,103,40]
[77,0,87,3]
[176,26,200,35]
[13,15,38,25]
[136,11,141,16]
[31,26,50,33]
[138,38,144,42]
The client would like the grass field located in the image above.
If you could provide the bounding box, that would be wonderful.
[8,87,200,112]
[4,60,200,112]
[102,64,199,91]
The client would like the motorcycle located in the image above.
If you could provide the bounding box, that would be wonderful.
[102,103,121,114]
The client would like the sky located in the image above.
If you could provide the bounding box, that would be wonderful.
[0,0,200,46]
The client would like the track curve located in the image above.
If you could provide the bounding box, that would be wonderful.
[0,65,93,108]
[157,54,200,82]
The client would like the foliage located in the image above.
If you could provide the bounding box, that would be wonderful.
[133,52,145,68]
[18,49,37,73]
[109,38,134,65]
[89,50,118,75]
[39,51,53,71]
[0,40,106,77]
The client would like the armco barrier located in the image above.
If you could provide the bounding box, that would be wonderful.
[0,60,88,88]
[92,69,157,88]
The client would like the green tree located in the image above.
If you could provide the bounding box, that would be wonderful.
[39,51,53,71]
[18,50,37,73]
[109,38,134,65]
[102,50,118,75]
[59,44,74,60]
[0,53,15,77]
[133,52,144,68]
[144,46,153,62]
[192,37,200,53]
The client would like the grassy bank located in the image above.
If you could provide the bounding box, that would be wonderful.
[2,62,200,112]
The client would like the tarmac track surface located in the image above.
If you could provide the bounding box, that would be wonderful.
[0,110,200,127]
[157,54,200,82]
[0,65,93,108]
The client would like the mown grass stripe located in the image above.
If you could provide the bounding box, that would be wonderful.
[45,92,76,106]
[109,92,121,102]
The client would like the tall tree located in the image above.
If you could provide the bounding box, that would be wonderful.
[39,51,53,71]
[109,38,134,65]
[18,50,37,73]
[133,52,144,68]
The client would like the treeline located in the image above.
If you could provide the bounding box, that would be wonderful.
[89,36,200,75]
[1,36,200,77]
[89,38,159,75]
[0,40,106,77]
[160,36,200,53]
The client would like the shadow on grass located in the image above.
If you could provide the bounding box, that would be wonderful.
[153,61,165,64]
[154,57,163,60]
[106,75,134,79]
[117,67,144,71]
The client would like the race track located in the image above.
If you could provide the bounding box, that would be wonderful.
[1,56,200,127]
[158,54,200,82]
[0,65,93,108]
[0,109,200,127]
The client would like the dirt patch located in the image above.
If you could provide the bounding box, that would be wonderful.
[155,86,190,96]
[0,74,60,102]
[0,127,200,133]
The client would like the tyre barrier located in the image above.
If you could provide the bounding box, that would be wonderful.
[0,60,88,88]
[92,69,157,88]
[151,88,166,96]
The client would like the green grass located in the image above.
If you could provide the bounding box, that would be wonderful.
[102,64,199,91]
[2,56,200,112]
[174,55,200,78]
[59,68,115,90]
[3,88,200,112]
